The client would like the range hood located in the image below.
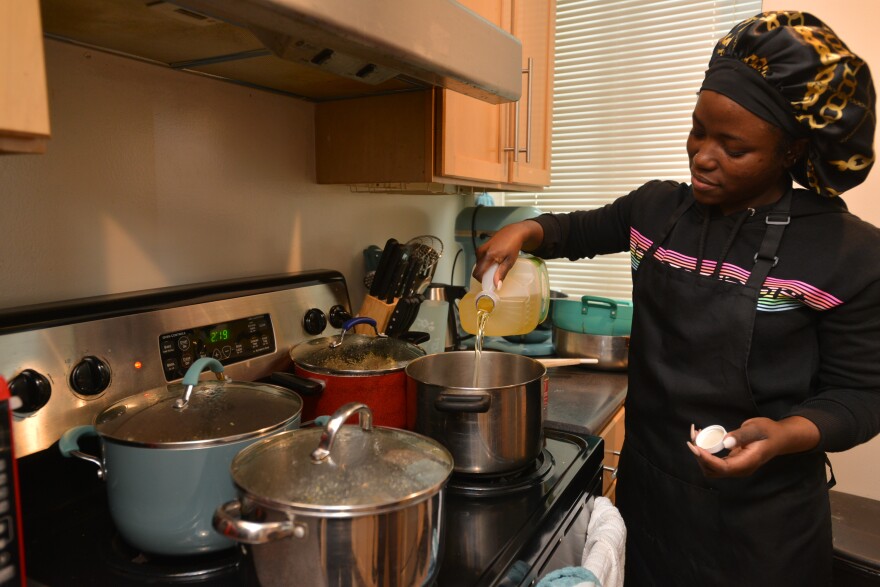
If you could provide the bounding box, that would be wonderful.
[40,0,522,104]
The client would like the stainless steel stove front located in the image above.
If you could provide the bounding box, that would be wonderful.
[0,271,350,458]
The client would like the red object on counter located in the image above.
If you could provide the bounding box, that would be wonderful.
[0,377,26,586]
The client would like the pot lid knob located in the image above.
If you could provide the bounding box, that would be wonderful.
[174,357,227,409]
[311,402,372,462]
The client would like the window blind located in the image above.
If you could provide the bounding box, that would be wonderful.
[503,0,762,301]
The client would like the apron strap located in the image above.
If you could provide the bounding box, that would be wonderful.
[745,189,792,290]
[824,454,837,489]
[645,186,694,257]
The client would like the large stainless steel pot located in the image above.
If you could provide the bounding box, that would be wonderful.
[284,316,426,428]
[553,327,629,371]
[405,351,547,474]
[214,402,453,587]
[59,357,302,556]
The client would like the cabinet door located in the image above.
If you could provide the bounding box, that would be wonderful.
[0,0,50,154]
[438,0,510,184]
[507,0,554,186]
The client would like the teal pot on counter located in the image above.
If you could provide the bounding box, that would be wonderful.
[60,358,302,556]
[551,295,633,336]
[551,295,632,370]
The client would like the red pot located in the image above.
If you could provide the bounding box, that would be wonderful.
[285,317,425,428]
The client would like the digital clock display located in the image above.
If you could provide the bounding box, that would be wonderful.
[209,329,230,343]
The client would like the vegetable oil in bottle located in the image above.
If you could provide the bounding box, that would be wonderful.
[459,255,550,337]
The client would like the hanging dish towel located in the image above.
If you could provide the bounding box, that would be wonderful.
[536,496,626,587]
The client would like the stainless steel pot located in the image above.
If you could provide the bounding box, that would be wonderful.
[59,357,302,556]
[214,402,453,587]
[405,351,547,474]
[553,327,629,371]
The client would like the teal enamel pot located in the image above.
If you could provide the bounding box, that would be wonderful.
[59,358,302,556]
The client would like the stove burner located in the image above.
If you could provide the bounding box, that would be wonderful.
[447,448,554,496]
[102,532,245,583]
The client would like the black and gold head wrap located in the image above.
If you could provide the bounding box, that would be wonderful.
[701,11,876,197]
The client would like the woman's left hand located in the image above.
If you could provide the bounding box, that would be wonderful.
[686,416,821,478]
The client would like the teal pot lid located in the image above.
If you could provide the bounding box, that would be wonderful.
[94,379,302,448]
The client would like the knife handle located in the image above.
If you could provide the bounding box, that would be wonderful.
[385,299,409,337]
[370,238,399,297]
[383,248,408,303]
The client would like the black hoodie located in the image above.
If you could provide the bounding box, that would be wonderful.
[533,179,880,452]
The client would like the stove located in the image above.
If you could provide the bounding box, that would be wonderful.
[0,272,604,587]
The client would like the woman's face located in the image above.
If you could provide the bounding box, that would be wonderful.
[687,90,793,215]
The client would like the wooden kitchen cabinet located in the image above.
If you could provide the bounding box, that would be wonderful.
[598,406,625,504]
[315,0,555,192]
[0,0,50,154]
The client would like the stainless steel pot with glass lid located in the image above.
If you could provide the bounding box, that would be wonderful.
[59,357,303,555]
[214,402,454,587]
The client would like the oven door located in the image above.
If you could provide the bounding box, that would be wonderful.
[535,473,604,579]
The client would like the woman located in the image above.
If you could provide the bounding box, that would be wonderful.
[475,12,880,586]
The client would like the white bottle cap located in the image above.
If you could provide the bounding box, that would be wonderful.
[694,425,727,454]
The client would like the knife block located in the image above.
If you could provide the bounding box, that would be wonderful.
[355,295,396,334]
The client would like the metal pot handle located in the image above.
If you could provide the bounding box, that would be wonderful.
[175,357,227,409]
[213,500,307,544]
[311,402,373,462]
[434,393,492,413]
[59,425,105,480]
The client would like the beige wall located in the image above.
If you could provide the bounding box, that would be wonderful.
[0,40,466,311]
[761,1,880,500]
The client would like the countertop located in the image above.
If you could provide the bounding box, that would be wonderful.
[545,366,628,435]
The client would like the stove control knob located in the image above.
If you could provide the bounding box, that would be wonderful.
[9,369,52,413]
[328,305,351,329]
[70,356,111,396]
[302,308,328,335]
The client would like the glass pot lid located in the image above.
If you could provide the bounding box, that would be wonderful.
[230,403,453,513]
[289,318,425,375]
[95,358,302,448]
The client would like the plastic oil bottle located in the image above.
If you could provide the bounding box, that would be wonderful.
[459,255,551,337]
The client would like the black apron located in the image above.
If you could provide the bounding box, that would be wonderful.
[616,187,832,587]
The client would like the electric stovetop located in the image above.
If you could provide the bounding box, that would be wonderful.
[20,427,602,587]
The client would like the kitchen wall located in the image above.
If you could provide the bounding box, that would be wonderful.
[761,1,880,500]
[0,39,468,312]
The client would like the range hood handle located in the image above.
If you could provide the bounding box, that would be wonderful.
[505,57,533,164]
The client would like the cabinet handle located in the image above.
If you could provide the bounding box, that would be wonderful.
[603,465,619,481]
[504,57,533,163]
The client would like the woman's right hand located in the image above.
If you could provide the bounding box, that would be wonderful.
[472,220,544,286]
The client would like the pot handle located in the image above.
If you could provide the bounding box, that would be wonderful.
[310,402,372,462]
[269,372,325,396]
[580,295,619,318]
[59,425,105,480]
[213,500,307,544]
[175,357,227,409]
[331,317,382,348]
[434,393,491,413]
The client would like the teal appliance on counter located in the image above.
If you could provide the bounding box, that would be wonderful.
[454,205,555,355]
